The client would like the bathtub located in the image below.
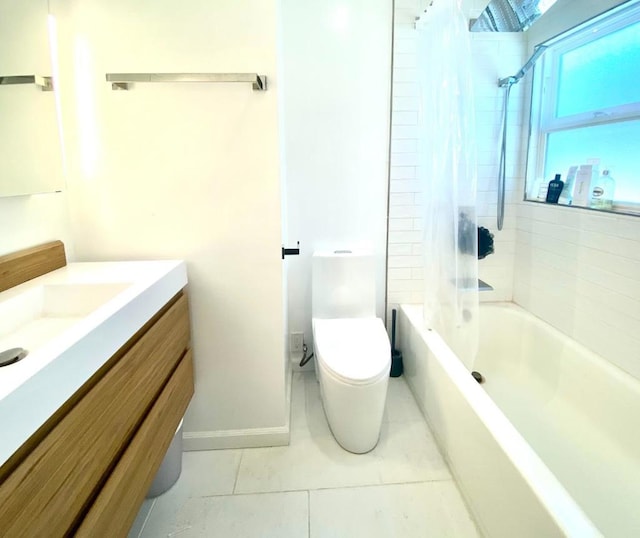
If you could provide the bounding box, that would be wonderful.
[399,302,640,538]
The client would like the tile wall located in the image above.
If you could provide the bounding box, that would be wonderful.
[387,0,527,319]
[514,203,640,379]
[389,0,640,381]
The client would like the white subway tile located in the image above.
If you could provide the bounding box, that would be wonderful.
[392,96,420,111]
[388,255,423,269]
[388,230,423,244]
[388,267,412,280]
[393,53,417,69]
[389,193,415,206]
[391,139,418,154]
[389,218,414,231]
[389,177,420,190]
[390,152,419,166]
[389,204,422,218]
[391,111,418,126]
[389,166,416,180]
[387,290,414,304]
[391,125,419,139]
[388,279,424,292]
[393,38,418,55]
[388,243,413,256]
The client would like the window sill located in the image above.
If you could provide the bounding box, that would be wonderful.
[523,198,640,218]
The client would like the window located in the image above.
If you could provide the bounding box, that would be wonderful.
[525,1,640,214]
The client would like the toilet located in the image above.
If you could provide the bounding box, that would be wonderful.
[312,250,391,453]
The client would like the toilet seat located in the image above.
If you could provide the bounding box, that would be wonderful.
[313,318,391,385]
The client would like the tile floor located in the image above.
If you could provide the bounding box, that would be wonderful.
[132,372,480,537]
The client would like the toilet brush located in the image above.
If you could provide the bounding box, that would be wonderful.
[390,309,403,377]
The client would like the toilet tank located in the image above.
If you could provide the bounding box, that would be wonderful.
[312,251,376,319]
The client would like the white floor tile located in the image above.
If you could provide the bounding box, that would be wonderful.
[140,449,242,535]
[290,372,308,431]
[142,491,308,538]
[234,429,381,494]
[302,372,332,438]
[383,376,425,423]
[309,482,480,538]
[140,371,478,537]
[376,420,451,484]
[128,498,155,538]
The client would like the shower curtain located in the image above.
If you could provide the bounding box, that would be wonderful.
[416,0,479,369]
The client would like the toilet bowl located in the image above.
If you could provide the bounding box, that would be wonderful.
[312,251,391,453]
[313,318,390,453]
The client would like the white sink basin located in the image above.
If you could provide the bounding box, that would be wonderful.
[0,260,187,467]
[0,283,132,355]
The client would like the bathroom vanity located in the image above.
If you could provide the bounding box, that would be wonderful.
[0,241,193,537]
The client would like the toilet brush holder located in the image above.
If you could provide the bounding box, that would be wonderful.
[390,309,403,377]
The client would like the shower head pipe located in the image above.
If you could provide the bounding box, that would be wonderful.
[498,44,548,87]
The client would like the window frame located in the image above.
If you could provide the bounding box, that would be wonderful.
[525,1,640,215]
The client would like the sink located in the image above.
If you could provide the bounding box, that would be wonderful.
[0,260,188,467]
[0,283,132,355]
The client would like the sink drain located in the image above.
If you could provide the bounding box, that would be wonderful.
[0,348,28,367]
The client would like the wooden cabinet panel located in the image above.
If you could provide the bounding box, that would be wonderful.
[0,294,190,538]
[0,240,66,293]
[76,349,194,537]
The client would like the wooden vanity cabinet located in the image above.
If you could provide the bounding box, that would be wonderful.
[0,291,194,538]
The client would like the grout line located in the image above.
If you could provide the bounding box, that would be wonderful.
[136,498,156,538]
[232,450,244,494]
[307,490,311,538]
[202,477,456,500]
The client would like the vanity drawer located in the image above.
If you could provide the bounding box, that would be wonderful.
[77,349,194,537]
[0,293,190,537]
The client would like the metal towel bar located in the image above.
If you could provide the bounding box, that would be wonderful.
[105,73,267,91]
[0,75,52,91]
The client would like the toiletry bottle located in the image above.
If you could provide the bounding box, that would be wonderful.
[546,174,564,203]
[559,165,577,205]
[572,164,593,206]
[537,181,549,201]
[590,169,615,210]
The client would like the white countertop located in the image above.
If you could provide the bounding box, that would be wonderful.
[0,260,188,467]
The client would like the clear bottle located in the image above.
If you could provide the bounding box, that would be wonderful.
[590,169,616,210]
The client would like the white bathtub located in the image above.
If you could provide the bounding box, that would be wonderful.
[399,302,640,537]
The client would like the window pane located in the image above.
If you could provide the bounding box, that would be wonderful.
[544,120,640,204]
[556,21,640,117]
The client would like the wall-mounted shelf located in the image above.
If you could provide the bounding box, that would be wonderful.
[0,75,53,91]
[105,73,267,91]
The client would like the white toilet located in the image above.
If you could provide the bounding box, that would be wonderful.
[312,250,391,453]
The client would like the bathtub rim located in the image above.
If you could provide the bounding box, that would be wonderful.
[401,302,602,538]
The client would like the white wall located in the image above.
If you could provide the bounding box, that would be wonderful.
[387,0,527,318]
[282,0,392,364]
[52,0,288,448]
[0,194,73,258]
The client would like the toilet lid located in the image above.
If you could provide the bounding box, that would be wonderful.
[313,318,391,383]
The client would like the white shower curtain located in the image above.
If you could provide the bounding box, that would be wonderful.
[416,0,479,369]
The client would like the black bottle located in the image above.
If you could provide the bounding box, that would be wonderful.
[546,174,564,203]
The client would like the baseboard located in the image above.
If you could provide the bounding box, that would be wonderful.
[184,371,293,451]
[183,424,290,451]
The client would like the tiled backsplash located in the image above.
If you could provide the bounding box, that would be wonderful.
[514,203,640,379]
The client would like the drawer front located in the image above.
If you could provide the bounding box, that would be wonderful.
[0,294,190,538]
[77,349,194,537]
